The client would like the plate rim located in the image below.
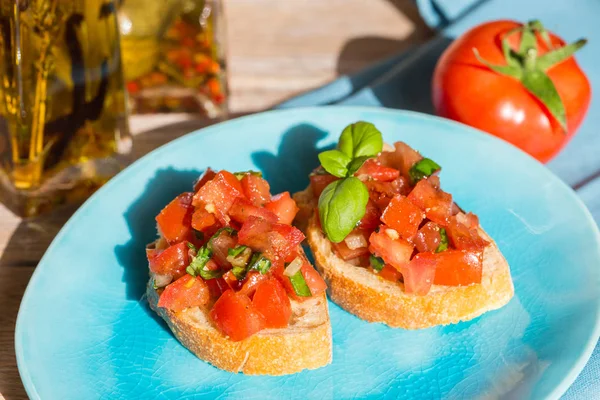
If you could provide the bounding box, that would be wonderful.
[14,105,600,400]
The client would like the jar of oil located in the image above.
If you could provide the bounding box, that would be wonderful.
[118,0,227,117]
[0,0,131,217]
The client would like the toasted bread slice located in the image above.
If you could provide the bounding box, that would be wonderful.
[147,280,332,375]
[294,187,514,329]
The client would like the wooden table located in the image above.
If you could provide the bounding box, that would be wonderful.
[0,1,432,398]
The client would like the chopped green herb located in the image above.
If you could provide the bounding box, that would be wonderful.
[186,265,196,276]
[289,270,312,297]
[249,255,272,274]
[228,245,248,257]
[370,255,385,272]
[187,245,213,277]
[199,268,224,280]
[231,266,248,280]
[436,228,449,253]
[186,242,197,251]
[409,158,441,184]
[233,170,263,179]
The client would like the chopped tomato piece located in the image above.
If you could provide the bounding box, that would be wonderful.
[147,241,190,278]
[447,216,489,251]
[157,275,210,312]
[357,199,381,230]
[205,277,229,298]
[301,262,327,297]
[365,177,411,211]
[252,278,292,329]
[238,216,305,267]
[191,208,218,232]
[209,229,238,268]
[355,158,400,182]
[310,173,339,197]
[193,168,217,192]
[193,170,245,224]
[425,250,483,286]
[238,271,269,298]
[378,264,402,282]
[407,178,453,225]
[401,253,436,295]
[156,192,194,244]
[378,141,423,178]
[368,229,414,271]
[333,236,370,261]
[265,192,299,225]
[210,290,265,341]
[381,195,425,240]
[229,197,278,224]
[414,221,442,253]
[222,270,241,291]
[241,174,271,206]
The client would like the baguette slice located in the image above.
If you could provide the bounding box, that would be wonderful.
[147,279,332,375]
[294,187,514,329]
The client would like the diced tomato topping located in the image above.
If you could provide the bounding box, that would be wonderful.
[368,229,414,271]
[193,171,245,224]
[156,192,194,244]
[157,274,210,312]
[301,262,327,297]
[378,141,423,178]
[147,241,190,278]
[427,250,483,286]
[222,270,241,291]
[407,178,453,225]
[241,174,271,206]
[209,229,237,268]
[333,237,370,261]
[413,221,442,253]
[229,197,278,224]
[238,271,269,298]
[310,173,339,197]
[205,277,229,298]
[238,216,305,267]
[252,278,292,329]
[357,199,381,230]
[365,177,411,211]
[378,264,402,282]
[210,290,265,341]
[381,195,425,240]
[193,168,217,192]
[447,216,489,251]
[264,192,299,225]
[191,208,218,232]
[400,253,436,295]
[355,158,400,182]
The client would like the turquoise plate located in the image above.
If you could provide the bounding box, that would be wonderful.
[16,107,600,399]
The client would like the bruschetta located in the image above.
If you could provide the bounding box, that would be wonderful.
[294,122,514,329]
[146,169,332,375]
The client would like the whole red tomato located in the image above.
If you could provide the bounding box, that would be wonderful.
[432,20,591,162]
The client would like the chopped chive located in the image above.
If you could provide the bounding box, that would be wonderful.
[369,255,385,272]
[289,270,311,297]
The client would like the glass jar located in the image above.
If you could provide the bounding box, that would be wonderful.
[118,0,227,117]
[0,0,131,217]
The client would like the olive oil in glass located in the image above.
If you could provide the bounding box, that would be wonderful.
[0,0,131,217]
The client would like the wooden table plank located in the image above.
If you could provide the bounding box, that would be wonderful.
[0,1,430,398]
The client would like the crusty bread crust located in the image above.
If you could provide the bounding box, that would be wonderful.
[294,187,514,329]
[147,280,332,375]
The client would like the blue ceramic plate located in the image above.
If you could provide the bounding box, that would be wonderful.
[16,107,600,399]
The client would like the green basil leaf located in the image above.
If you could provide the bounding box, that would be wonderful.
[233,170,262,179]
[188,245,213,277]
[289,269,312,297]
[338,121,383,158]
[347,156,371,176]
[318,177,369,243]
[435,228,448,253]
[228,245,247,257]
[318,149,351,178]
[409,158,441,184]
[369,255,385,272]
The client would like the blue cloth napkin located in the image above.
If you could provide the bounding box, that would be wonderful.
[278,0,600,397]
